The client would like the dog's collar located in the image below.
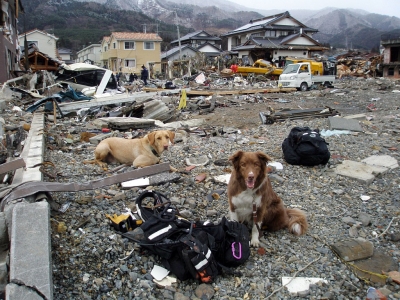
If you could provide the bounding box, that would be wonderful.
[151,147,160,157]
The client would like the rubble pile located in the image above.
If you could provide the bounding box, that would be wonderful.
[1,62,400,299]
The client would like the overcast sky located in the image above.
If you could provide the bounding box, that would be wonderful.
[229,0,400,18]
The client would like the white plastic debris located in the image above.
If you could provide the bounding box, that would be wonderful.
[214,174,231,184]
[320,129,352,137]
[153,275,177,287]
[360,195,371,201]
[121,177,150,188]
[195,73,206,84]
[151,265,170,281]
[268,161,283,170]
[281,277,327,293]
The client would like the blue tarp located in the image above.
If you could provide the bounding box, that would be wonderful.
[26,86,92,113]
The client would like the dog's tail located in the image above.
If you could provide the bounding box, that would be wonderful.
[286,208,308,236]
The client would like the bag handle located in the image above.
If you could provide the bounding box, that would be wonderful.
[136,190,175,222]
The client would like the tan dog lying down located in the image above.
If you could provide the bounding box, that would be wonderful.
[86,130,176,171]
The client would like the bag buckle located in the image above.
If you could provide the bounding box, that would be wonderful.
[232,242,242,259]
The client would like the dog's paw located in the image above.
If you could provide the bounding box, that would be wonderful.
[290,223,302,236]
[250,238,260,248]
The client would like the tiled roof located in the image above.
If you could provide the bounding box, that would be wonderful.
[111,32,162,41]
[18,28,58,40]
[102,36,110,43]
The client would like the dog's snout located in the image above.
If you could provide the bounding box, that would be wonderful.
[248,172,254,180]
[163,145,169,150]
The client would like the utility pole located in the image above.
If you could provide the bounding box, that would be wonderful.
[142,24,147,33]
[174,11,182,60]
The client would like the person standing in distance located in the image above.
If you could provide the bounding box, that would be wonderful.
[141,65,148,85]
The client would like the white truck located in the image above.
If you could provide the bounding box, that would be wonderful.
[278,62,336,91]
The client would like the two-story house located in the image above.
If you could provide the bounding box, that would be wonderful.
[18,28,58,59]
[76,44,102,66]
[380,31,400,78]
[57,47,74,64]
[170,30,221,48]
[221,11,326,65]
[0,0,24,83]
[168,30,222,60]
[101,32,162,76]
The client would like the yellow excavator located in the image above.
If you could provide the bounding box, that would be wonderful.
[236,57,334,78]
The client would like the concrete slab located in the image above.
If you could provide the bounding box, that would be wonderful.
[328,116,364,132]
[334,160,388,184]
[12,113,44,185]
[6,282,44,300]
[362,155,399,169]
[9,202,52,299]
[105,117,155,130]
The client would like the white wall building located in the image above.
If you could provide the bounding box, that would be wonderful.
[75,44,102,66]
[18,29,58,59]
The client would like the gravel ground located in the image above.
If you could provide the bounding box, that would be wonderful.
[4,77,400,299]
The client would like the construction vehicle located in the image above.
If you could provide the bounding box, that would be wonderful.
[236,59,282,77]
[278,62,336,91]
[236,57,336,78]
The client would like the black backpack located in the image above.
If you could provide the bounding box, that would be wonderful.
[123,190,251,283]
[282,126,330,166]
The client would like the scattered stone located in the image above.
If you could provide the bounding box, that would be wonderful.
[194,283,215,300]
[330,238,374,261]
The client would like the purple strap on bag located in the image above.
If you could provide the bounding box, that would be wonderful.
[232,242,242,259]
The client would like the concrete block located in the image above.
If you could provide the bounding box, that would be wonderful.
[362,155,399,169]
[6,282,44,300]
[9,202,53,299]
[334,160,388,184]
[328,116,364,132]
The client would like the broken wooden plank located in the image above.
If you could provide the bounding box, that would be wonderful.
[186,88,296,97]
[0,158,26,175]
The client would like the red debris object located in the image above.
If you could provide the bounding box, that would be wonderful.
[195,173,207,183]
[366,287,387,300]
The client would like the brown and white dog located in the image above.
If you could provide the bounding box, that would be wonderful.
[85,130,176,171]
[227,150,308,247]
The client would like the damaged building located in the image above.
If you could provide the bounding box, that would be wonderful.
[380,31,400,78]
[221,11,327,66]
[0,0,24,83]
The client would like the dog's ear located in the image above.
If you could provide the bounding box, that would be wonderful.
[256,151,271,165]
[229,151,244,170]
[168,131,175,144]
[148,131,156,145]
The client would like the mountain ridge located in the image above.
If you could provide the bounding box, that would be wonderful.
[19,0,400,53]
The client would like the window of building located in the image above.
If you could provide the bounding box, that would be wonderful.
[113,42,116,49]
[144,42,155,50]
[104,46,107,52]
[265,31,276,37]
[125,42,135,50]
[388,67,394,76]
[125,59,136,68]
